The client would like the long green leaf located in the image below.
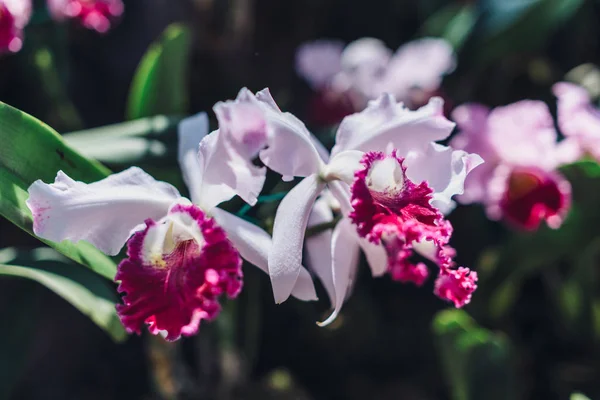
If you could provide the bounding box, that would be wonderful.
[126,23,191,120]
[63,115,181,165]
[0,248,126,342]
[433,310,517,400]
[0,101,117,279]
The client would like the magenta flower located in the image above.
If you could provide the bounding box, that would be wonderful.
[451,101,574,231]
[295,37,456,122]
[553,82,600,161]
[0,0,32,53]
[47,0,123,33]
[27,112,316,341]
[217,88,481,324]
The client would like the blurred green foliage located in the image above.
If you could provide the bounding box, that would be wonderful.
[126,23,192,120]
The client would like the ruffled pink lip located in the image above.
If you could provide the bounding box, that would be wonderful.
[349,151,477,307]
[500,166,571,231]
[116,204,242,341]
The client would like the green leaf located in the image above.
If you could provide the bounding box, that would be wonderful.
[420,3,478,50]
[0,101,117,279]
[63,115,181,165]
[474,0,585,65]
[433,310,517,400]
[0,248,126,342]
[571,393,592,400]
[556,238,600,338]
[126,23,192,120]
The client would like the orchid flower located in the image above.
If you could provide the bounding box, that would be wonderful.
[295,37,456,123]
[47,0,124,33]
[450,101,575,231]
[217,88,482,325]
[553,82,600,161]
[0,0,31,53]
[26,112,316,341]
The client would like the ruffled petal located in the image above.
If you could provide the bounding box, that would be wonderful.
[349,151,457,286]
[306,197,335,306]
[318,218,360,327]
[211,208,317,301]
[404,143,484,214]
[295,39,344,89]
[332,94,455,157]
[27,167,180,256]
[214,88,324,181]
[116,203,243,341]
[269,174,326,303]
[434,267,478,308]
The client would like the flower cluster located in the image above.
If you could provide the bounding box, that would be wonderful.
[27,86,482,339]
[295,37,456,124]
[0,0,123,53]
[450,97,577,231]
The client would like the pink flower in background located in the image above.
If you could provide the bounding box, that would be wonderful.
[451,101,574,231]
[217,87,481,325]
[26,112,316,341]
[553,82,600,161]
[0,0,32,53]
[47,0,123,33]
[296,37,456,124]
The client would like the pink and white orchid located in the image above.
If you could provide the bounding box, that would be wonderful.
[553,82,600,161]
[0,0,32,53]
[27,112,316,341]
[47,0,124,33]
[217,88,482,325]
[295,37,456,123]
[451,101,574,231]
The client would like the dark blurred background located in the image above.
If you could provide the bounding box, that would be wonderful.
[2,0,600,399]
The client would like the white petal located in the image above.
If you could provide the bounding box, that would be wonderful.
[253,88,324,178]
[321,150,364,184]
[332,94,455,157]
[178,112,209,204]
[358,237,388,277]
[327,181,352,215]
[306,197,335,306]
[404,143,484,214]
[214,88,324,181]
[196,129,266,210]
[211,208,317,301]
[318,218,360,327]
[269,174,326,303]
[27,167,181,255]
